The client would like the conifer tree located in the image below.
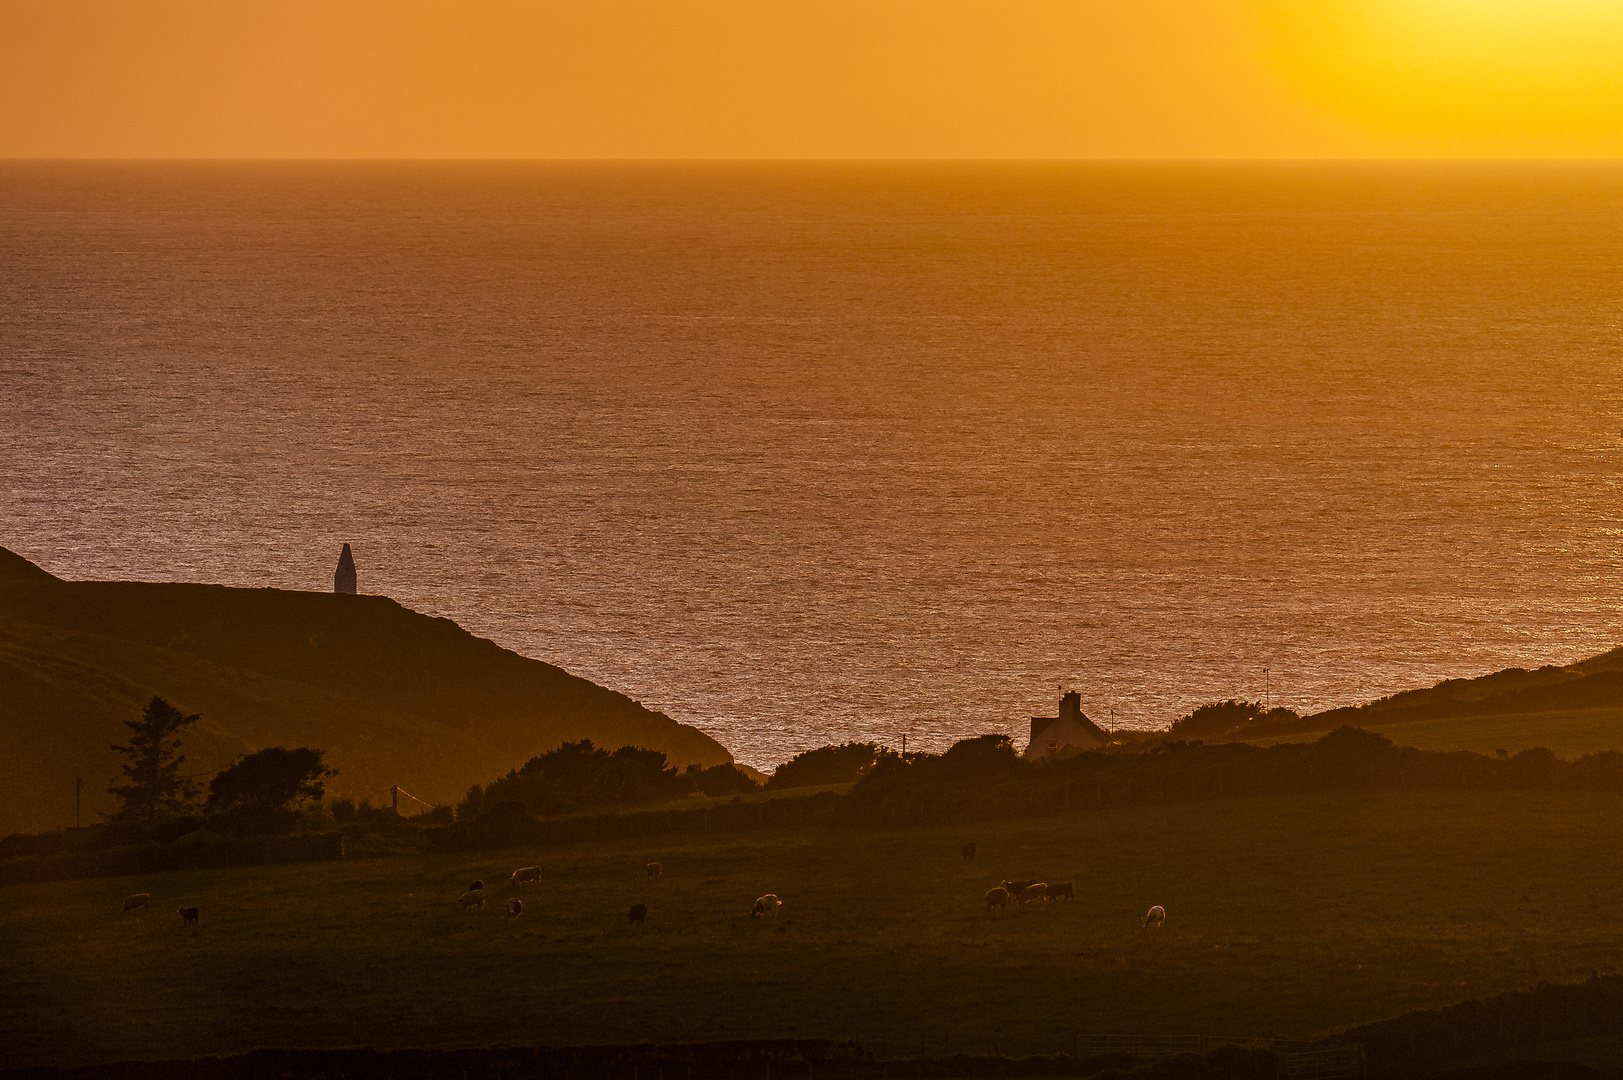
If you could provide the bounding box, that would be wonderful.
[109,696,201,825]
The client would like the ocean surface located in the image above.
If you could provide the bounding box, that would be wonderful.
[4,161,1622,770]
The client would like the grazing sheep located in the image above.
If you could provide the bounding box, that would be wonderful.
[121,894,150,917]
[506,898,523,919]
[178,907,199,926]
[1143,905,1166,929]
[457,889,485,913]
[751,894,781,917]
[1018,883,1048,906]
[961,842,977,861]
[1044,882,1074,902]
[467,879,485,892]
[510,866,541,887]
[646,862,663,878]
[984,887,1010,914]
[629,903,648,926]
[999,879,1039,897]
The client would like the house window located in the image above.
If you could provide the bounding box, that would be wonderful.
[1047,741,1058,749]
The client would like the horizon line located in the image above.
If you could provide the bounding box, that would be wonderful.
[5,155,1623,164]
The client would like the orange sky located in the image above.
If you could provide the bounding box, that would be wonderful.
[2,0,1620,158]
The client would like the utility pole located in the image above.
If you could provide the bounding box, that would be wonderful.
[390,786,399,815]
[1265,667,1271,712]
[75,777,82,829]
[901,734,907,757]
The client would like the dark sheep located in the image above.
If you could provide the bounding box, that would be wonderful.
[507,898,523,919]
[1044,882,1074,902]
[178,906,199,926]
[468,879,485,892]
[628,903,647,926]
[984,887,1009,914]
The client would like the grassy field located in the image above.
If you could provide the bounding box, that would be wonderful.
[1254,704,1623,759]
[5,788,1623,1071]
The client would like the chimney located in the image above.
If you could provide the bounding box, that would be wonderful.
[1061,691,1082,723]
[334,544,357,594]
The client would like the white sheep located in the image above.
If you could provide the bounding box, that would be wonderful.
[751,894,781,917]
[1142,904,1166,929]
[121,893,150,917]
[510,866,541,887]
[457,889,485,913]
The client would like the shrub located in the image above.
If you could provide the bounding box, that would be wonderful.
[1170,700,1266,740]
[766,742,888,789]
[204,747,338,836]
[455,784,484,822]
[687,763,760,797]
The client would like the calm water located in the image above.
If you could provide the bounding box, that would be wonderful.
[4,161,1622,769]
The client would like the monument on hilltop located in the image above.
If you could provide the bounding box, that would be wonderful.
[334,544,357,594]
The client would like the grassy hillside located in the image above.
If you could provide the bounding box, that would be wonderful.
[3,787,1622,1070]
[0,547,731,836]
[1253,704,1623,759]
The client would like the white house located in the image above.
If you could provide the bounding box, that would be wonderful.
[1024,690,1110,761]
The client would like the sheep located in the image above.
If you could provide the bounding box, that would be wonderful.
[999,879,1039,898]
[751,894,781,917]
[629,903,648,926]
[510,866,541,887]
[1143,905,1166,929]
[467,879,486,892]
[961,842,977,861]
[984,887,1009,914]
[506,898,523,919]
[1044,882,1074,902]
[178,907,199,926]
[121,893,150,917]
[457,889,485,913]
[1017,883,1048,906]
[646,862,663,878]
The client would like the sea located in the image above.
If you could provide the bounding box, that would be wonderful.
[4,161,1622,770]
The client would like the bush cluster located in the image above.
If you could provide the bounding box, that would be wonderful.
[467,740,757,819]
[765,741,890,789]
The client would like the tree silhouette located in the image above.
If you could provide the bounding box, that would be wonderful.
[109,696,201,826]
[205,746,337,834]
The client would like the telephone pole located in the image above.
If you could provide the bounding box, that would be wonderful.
[75,777,82,829]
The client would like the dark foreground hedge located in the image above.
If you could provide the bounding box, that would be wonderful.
[0,831,350,886]
[1343,971,1623,1076]
[0,1039,1283,1080]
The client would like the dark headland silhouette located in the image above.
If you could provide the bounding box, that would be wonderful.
[0,547,731,835]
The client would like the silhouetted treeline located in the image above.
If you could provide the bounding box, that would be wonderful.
[17,727,1623,877]
[845,727,1623,828]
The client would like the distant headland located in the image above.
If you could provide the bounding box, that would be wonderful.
[0,546,732,836]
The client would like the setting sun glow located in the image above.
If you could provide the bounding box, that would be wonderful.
[0,2,1619,157]
[1266,0,1623,152]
